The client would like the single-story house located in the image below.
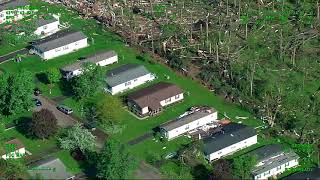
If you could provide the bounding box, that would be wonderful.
[105,63,155,95]
[0,0,35,24]
[127,82,184,117]
[250,144,300,180]
[31,29,88,60]
[1,138,26,159]
[203,123,257,161]
[284,168,320,180]
[61,50,118,79]
[160,106,218,140]
[34,16,60,37]
[28,157,75,180]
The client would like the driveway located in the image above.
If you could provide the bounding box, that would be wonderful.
[0,48,29,64]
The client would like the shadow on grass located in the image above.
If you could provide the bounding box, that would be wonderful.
[191,164,210,180]
[69,150,98,178]
[15,116,35,139]
[58,78,74,97]
[35,72,48,84]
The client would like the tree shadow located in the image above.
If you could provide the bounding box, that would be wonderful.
[191,164,210,180]
[58,78,74,97]
[15,116,35,139]
[35,72,48,84]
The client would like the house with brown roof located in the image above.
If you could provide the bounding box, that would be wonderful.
[127,82,184,117]
[1,138,26,160]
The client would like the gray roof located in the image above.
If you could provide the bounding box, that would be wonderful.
[252,149,299,175]
[61,50,117,72]
[203,123,257,155]
[28,157,75,180]
[248,144,284,162]
[0,0,28,11]
[32,29,87,52]
[284,168,320,180]
[36,17,58,27]
[106,64,150,87]
[160,107,216,131]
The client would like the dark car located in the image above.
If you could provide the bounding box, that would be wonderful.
[35,99,42,106]
[34,88,42,96]
[57,105,73,115]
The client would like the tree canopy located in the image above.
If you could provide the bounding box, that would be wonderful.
[0,159,27,179]
[231,155,257,179]
[31,109,58,139]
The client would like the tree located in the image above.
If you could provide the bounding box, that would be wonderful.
[3,70,34,115]
[84,101,98,129]
[45,68,61,94]
[31,109,58,139]
[96,139,137,179]
[210,159,232,180]
[0,159,27,179]
[231,155,257,179]
[96,94,123,129]
[59,123,96,153]
[0,73,8,115]
[72,62,104,100]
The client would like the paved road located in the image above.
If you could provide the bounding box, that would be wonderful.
[0,48,29,64]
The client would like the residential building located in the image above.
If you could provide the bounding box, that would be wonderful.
[31,29,88,60]
[28,157,75,180]
[34,16,60,37]
[127,82,184,117]
[0,0,35,24]
[1,138,26,160]
[160,106,218,140]
[61,50,118,79]
[203,123,257,161]
[105,64,155,95]
[284,168,320,180]
[250,144,300,180]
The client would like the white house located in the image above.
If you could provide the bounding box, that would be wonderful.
[250,144,300,180]
[1,138,26,160]
[127,82,184,117]
[31,29,88,60]
[203,123,257,161]
[105,64,155,95]
[0,0,36,24]
[160,106,218,140]
[34,17,60,37]
[61,50,118,79]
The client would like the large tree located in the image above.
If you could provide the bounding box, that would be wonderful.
[59,123,96,153]
[31,109,58,139]
[96,139,137,179]
[0,70,34,115]
[96,94,123,129]
[0,159,27,179]
[231,155,257,179]
[72,62,104,100]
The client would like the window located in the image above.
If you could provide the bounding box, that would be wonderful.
[43,25,48,29]
[218,151,222,155]
[197,121,199,125]
[165,98,171,103]
[134,79,138,82]
[285,162,289,167]
[175,94,180,99]
[264,171,270,176]
[63,45,69,50]
[125,81,131,86]
[185,125,189,130]
[75,41,79,45]
[277,166,281,170]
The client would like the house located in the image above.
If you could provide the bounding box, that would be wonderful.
[203,123,257,161]
[105,64,155,95]
[1,138,26,159]
[160,106,218,140]
[127,82,184,117]
[250,144,300,180]
[0,0,35,24]
[34,16,60,37]
[284,168,320,180]
[31,29,88,60]
[28,157,75,180]
[61,50,118,79]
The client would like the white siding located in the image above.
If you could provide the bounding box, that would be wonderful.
[34,20,60,37]
[160,93,184,107]
[35,38,88,60]
[207,135,258,161]
[254,159,299,180]
[1,147,26,160]
[97,55,118,66]
[164,111,218,140]
[107,73,155,95]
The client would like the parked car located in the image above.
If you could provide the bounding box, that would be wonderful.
[57,105,73,115]
[35,99,42,106]
[34,88,42,96]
